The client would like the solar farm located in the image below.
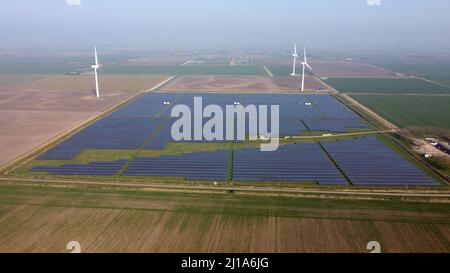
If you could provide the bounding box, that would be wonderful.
[16,92,438,187]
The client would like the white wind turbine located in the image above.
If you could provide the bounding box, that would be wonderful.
[91,47,101,98]
[300,46,313,92]
[291,44,298,76]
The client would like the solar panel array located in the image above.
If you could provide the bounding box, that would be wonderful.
[303,118,366,132]
[233,142,346,185]
[111,93,179,118]
[321,137,439,186]
[38,118,162,160]
[38,93,368,160]
[30,160,128,176]
[122,150,230,180]
[38,92,446,186]
[31,134,439,186]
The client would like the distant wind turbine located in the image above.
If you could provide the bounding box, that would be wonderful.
[291,44,298,76]
[300,46,313,92]
[91,47,101,98]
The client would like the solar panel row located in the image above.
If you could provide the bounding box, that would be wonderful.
[321,137,440,186]
[38,118,162,160]
[232,142,346,185]
[303,118,366,132]
[111,93,179,118]
[31,136,440,186]
[122,150,230,180]
[38,93,368,160]
[30,160,128,176]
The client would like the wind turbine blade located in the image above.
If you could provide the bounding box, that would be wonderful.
[301,64,305,92]
[303,46,307,62]
[294,44,297,55]
[306,63,313,71]
[94,47,99,66]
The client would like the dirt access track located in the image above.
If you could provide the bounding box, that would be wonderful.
[0,74,169,167]
[161,75,329,93]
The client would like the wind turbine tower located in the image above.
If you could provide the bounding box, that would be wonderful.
[91,47,101,98]
[300,46,313,92]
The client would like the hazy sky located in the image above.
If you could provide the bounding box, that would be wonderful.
[1,0,450,50]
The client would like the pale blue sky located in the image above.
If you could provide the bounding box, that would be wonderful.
[1,0,450,49]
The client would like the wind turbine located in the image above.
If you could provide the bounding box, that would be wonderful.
[291,44,298,76]
[91,47,101,98]
[300,46,313,92]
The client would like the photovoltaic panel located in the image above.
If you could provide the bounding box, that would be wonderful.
[38,118,162,160]
[122,150,230,180]
[30,160,128,176]
[303,118,366,132]
[321,137,439,186]
[233,142,346,185]
[111,93,179,118]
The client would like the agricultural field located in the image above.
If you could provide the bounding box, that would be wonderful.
[185,57,232,66]
[0,57,85,74]
[103,65,267,76]
[325,78,450,94]
[0,54,135,74]
[265,60,398,78]
[0,74,169,166]
[310,61,399,78]
[368,56,450,86]
[0,75,47,88]
[0,184,448,253]
[161,76,327,93]
[351,94,450,129]
[126,53,196,66]
[265,65,294,77]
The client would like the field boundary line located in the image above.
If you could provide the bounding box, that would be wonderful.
[290,130,395,140]
[116,124,164,177]
[263,65,274,77]
[314,75,397,130]
[317,141,352,185]
[1,177,450,198]
[340,94,399,130]
[146,75,176,92]
[0,76,172,174]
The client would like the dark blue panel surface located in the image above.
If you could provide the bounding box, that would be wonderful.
[233,142,346,185]
[321,137,439,186]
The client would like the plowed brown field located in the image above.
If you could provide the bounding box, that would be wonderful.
[0,75,169,166]
[0,185,448,253]
[161,76,328,93]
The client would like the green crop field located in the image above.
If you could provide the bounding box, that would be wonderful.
[325,78,450,94]
[0,58,84,74]
[368,57,450,86]
[266,65,293,76]
[351,94,450,129]
[0,54,137,74]
[103,65,266,75]
[0,183,449,252]
[188,57,231,66]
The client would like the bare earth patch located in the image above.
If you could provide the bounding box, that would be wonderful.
[0,74,169,166]
[161,75,328,93]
